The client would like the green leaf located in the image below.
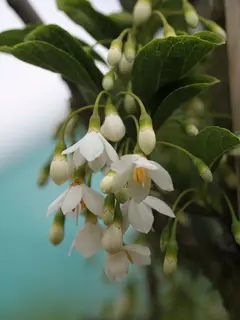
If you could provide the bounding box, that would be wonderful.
[132,33,224,102]
[25,24,102,90]
[153,75,219,128]
[119,0,135,12]
[7,41,98,101]
[57,0,123,42]
[190,127,239,167]
[0,25,38,47]
[109,11,133,28]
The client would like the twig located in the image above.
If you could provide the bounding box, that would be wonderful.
[6,0,42,24]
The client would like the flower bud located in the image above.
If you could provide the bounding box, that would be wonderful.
[118,54,133,74]
[201,17,226,41]
[107,38,122,66]
[133,0,152,26]
[183,0,199,29]
[194,158,213,183]
[102,70,115,91]
[124,36,136,63]
[115,187,130,204]
[101,224,123,253]
[103,193,115,226]
[50,140,69,185]
[101,103,125,142]
[124,94,137,114]
[163,240,178,277]
[232,220,240,246]
[38,161,50,187]
[100,170,116,194]
[164,24,176,38]
[160,223,171,252]
[138,113,156,155]
[185,123,199,136]
[49,210,65,246]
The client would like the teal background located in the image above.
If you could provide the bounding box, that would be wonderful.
[0,141,126,320]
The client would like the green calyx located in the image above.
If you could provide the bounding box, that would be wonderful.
[105,100,117,117]
[89,112,101,131]
[103,193,115,226]
[54,139,67,156]
[72,166,85,181]
[54,209,65,227]
[139,112,152,129]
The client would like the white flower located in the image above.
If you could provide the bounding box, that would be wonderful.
[133,0,152,26]
[50,155,69,185]
[138,127,156,155]
[122,196,175,233]
[68,222,103,258]
[101,113,126,142]
[102,71,115,91]
[105,244,151,281]
[62,131,118,171]
[46,183,104,217]
[118,54,133,74]
[111,154,173,203]
[101,224,123,254]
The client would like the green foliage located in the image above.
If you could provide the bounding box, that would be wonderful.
[0,25,37,47]
[152,75,219,128]
[132,32,224,102]
[57,0,124,42]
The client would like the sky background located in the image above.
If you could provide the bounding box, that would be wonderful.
[0,0,120,168]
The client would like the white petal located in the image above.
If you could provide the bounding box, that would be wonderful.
[105,251,129,281]
[123,244,151,265]
[147,162,174,191]
[80,131,104,162]
[111,154,138,172]
[143,196,175,217]
[82,185,104,216]
[88,152,106,172]
[73,149,86,167]
[128,175,151,203]
[62,140,82,155]
[61,185,83,215]
[72,223,103,258]
[128,199,154,233]
[98,133,119,163]
[111,168,132,193]
[46,189,69,217]
[133,157,158,170]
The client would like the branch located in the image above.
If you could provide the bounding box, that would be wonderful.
[6,0,43,24]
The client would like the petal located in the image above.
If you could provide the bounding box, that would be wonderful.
[128,199,154,233]
[105,251,129,281]
[143,196,175,218]
[46,189,69,217]
[111,168,132,194]
[61,185,83,215]
[111,155,138,172]
[147,163,174,191]
[73,149,86,167]
[80,131,104,162]
[62,140,82,155]
[98,133,119,163]
[88,152,106,172]
[123,244,151,265]
[133,157,158,170]
[70,223,103,258]
[82,185,104,216]
[128,175,151,203]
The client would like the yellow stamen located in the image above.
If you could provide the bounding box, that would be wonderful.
[133,167,149,186]
[126,252,133,264]
[80,199,87,210]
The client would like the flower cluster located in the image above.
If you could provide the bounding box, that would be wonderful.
[46,0,177,281]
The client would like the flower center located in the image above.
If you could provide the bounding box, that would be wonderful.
[133,167,149,185]
[80,199,87,210]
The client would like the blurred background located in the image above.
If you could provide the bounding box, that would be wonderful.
[0,0,237,319]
